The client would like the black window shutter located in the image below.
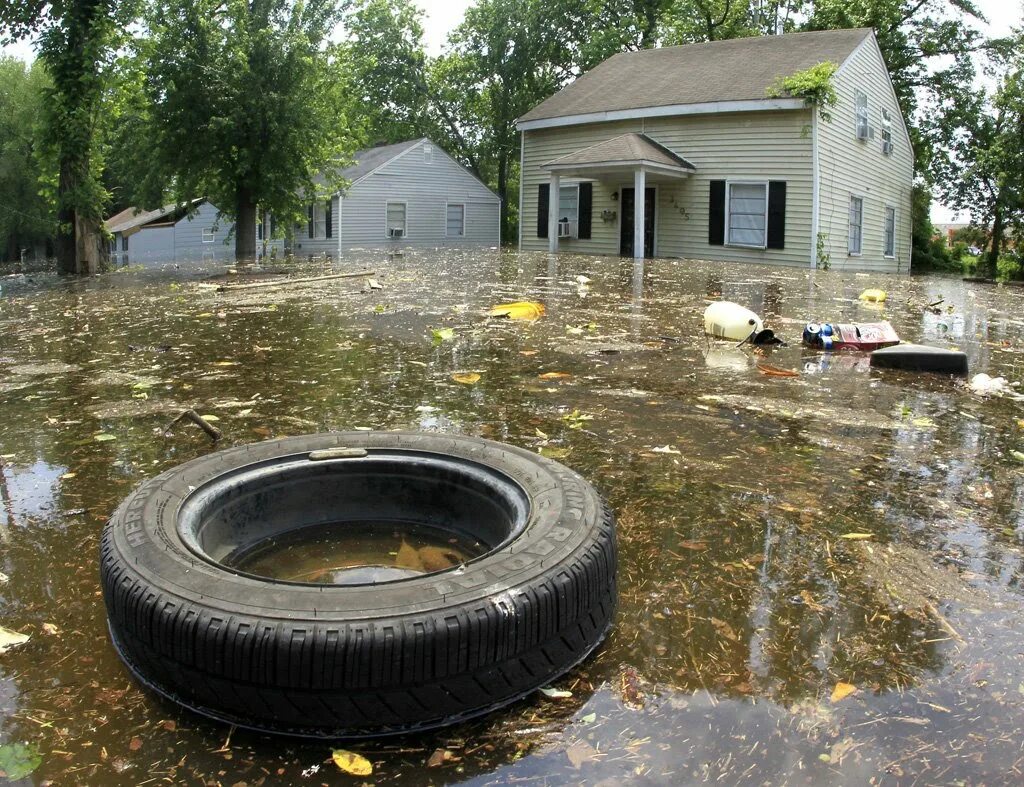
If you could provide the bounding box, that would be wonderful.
[709,180,725,245]
[307,204,314,238]
[767,181,786,249]
[537,183,549,238]
[325,200,332,238]
[577,183,592,239]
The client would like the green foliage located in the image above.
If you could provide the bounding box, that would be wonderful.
[997,254,1022,282]
[768,61,839,122]
[926,36,1024,278]
[144,0,361,256]
[816,232,831,270]
[0,57,56,261]
[910,184,955,271]
[0,741,42,781]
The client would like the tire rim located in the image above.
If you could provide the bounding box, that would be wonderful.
[176,449,531,586]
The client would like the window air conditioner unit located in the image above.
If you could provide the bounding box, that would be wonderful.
[856,124,869,140]
[882,140,893,155]
[557,220,576,239]
[389,227,404,238]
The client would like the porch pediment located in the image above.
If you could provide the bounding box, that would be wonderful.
[541,133,696,179]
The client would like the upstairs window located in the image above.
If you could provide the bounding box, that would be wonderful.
[884,206,896,257]
[202,228,215,244]
[855,90,869,140]
[386,201,407,237]
[726,182,768,248]
[848,196,864,255]
[423,143,433,164]
[446,203,465,237]
[881,108,893,154]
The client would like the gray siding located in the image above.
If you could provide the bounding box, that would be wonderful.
[339,140,500,249]
[520,111,815,267]
[816,37,914,273]
[173,200,233,261]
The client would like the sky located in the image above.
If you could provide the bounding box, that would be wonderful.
[1,0,1018,221]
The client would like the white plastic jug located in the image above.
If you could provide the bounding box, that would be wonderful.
[703,301,764,342]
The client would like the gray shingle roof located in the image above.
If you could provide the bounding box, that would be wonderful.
[337,138,424,185]
[543,133,696,170]
[520,28,872,123]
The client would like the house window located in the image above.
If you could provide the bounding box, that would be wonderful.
[386,202,407,237]
[121,235,128,251]
[881,108,893,154]
[855,90,869,140]
[848,196,864,255]
[446,203,465,237]
[884,206,896,257]
[311,202,326,239]
[424,143,433,164]
[202,228,215,244]
[726,182,768,248]
[558,184,579,237]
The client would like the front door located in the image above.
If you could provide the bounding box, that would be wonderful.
[620,187,656,258]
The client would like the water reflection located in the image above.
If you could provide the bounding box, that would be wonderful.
[1,252,1024,783]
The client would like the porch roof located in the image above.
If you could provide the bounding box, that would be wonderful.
[541,133,696,179]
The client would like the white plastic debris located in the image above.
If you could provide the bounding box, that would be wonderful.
[968,373,1022,398]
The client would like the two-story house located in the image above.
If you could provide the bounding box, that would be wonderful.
[516,28,913,272]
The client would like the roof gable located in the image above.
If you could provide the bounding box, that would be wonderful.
[519,28,872,125]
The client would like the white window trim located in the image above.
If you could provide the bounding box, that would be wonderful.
[880,108,893,154]
[445,201,465,237]
[848,194,865,256]
[855,90,869,140]
[883,205,897,259]
[311,202,327,240]
[202,228,215,244]
[558,183,581,239]
[385,200,408,238]
[423,143,433,163]
[724,180,769,250]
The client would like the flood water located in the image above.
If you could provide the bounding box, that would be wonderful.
[2,250,1024,784]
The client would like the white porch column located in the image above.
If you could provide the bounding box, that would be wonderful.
[633,167,646,260]
[548,172,560,253]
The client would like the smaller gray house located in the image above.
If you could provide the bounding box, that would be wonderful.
[105,199,246,264]
[294,138,501,255]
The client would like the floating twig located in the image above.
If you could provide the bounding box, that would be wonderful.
[163,409,222,442]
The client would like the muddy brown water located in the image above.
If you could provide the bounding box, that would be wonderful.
[2,251,1024,784]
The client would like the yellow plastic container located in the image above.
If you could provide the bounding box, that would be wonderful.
[703,301,764,341]
[858,289,887,303]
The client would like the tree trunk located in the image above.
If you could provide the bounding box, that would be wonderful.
[981,207,1004,279]
[235,187,258,260]
[56,156,103,275]
[497,150,508,247]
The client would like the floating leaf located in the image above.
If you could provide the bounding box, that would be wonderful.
[831,681,857,703]
[61,472,77,480]
[431,327,456,343]
[912,416,936,428]
[366,278,383,290]
[578,712,597,724]
[651,445,681,454]
[538,372,572,380]
[488,301,545,320]
[94,433,117,442]
[198,414,220,422]
[1011,450,1024,463]
[840,532,873,540]
[451,372,481,385]
[539,686,573,699]
[426,748,454,768]
[0,626,30,655]
[0,742,41,780]
[332,749,372,776]
[757,362,800,378]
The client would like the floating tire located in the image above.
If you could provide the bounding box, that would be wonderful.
[100,432,617,738]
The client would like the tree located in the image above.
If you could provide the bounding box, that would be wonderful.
[928,37,1024,277]
[0,58,55,263]
[0,1,132,274]
[144,0,360,259]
